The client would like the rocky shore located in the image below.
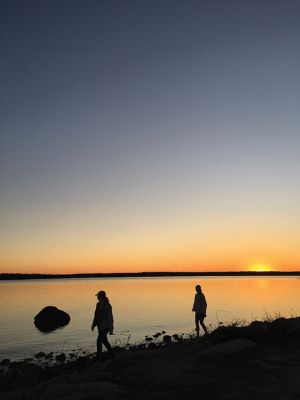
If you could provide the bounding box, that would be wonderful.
[1,317,299,399]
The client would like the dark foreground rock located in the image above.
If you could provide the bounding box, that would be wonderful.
[55,353,66,362]
[1,317,299,399]
[34,306,70,332]
[211,316,300,343]
[34,352,45,359]
[163,334,172,344]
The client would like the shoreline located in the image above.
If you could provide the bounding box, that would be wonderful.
[1,271,299,281]
[1,316,299,399]
[1,315,299,368]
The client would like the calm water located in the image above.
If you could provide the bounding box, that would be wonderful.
[0,276,299,361]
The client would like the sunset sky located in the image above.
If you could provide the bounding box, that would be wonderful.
[1,0,299,273]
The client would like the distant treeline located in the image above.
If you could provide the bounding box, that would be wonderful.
[0,271,299,280]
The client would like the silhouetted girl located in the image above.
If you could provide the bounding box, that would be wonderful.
[91,290,114,359]
[192,284,208,337]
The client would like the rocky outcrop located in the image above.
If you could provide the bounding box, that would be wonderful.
[1,317,300,400]
[211,316,300,343]
[200,338,256,355]
[34,306,70,332]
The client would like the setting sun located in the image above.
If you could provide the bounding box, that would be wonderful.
[249,264,273,272]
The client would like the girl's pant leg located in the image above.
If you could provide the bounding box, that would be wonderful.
[97,328,113,357]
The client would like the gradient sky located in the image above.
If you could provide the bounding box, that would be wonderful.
[1,0,299,273]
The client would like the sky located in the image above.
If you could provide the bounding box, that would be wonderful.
[1,0,299,273]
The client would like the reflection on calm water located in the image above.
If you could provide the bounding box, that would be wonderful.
[0,277,299,360]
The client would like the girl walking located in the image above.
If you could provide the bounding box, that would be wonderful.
[91,290,114,359]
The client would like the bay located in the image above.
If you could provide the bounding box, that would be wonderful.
[0,276,299,361]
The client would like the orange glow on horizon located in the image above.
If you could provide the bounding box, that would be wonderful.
[1,215,300,274]
[248,264,274,272]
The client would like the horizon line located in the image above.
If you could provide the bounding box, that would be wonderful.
[1,271,299,280]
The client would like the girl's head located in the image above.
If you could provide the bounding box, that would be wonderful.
[96,290,109,302]
[195,285,201,293]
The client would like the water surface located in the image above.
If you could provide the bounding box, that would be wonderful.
[0,276,299,360]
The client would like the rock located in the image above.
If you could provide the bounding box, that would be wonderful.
[268,317,288,341]
[172,334,179,340]
[163,335,172,344]
[113,346,122,353]
[286,317,300,338]
[200,338,257,355]
[246,320,269,342]
[0,359,10,366]
[55,353,66,362]
[211,317,300,344]
[33,381,129,400]
[34,306,70,332]
[45,353,53,360]
[147,342,157,349]
[135,343,146,351]
[145,337,153,341]
[162,330,166,334]
[34,352,46,359]
[153,332,161,338]
[212,325,243,342]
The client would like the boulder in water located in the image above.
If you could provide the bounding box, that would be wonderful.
[34,306,70,332]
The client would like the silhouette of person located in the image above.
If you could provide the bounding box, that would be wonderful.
[192,284,208,337]
[91,290,114,359]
